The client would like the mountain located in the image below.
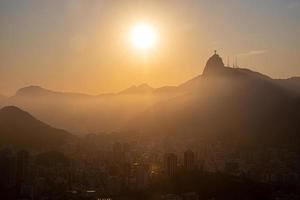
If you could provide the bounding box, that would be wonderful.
[119,84,155,95]
[16,85,92,99]
[4,84,178,133]
[275,77,300,97]
[0,106,72,151]
[2,55,299,135]
[17,84,164,98]
[127,53,300,150]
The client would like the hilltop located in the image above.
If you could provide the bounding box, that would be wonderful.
[0,106,72,151]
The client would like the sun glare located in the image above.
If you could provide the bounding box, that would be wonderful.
[130,23,157,51]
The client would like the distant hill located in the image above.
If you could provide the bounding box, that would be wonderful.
[275,77,300,97]
[15,85,93,99]
[0,106,72,151]
[16,84,164,98]
[119,84,155,95]
[127,53,300,150]
[5,84,179,133]
[2,54,300,135]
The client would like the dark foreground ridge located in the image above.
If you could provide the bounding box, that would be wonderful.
[0,106,72,151]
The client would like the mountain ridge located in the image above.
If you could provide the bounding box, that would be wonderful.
[16,85,93,98]
[10,72,300,98]
[2,53,300,134]
[118,83,155,94]
[0,106,72,151]
[125,53,300,150]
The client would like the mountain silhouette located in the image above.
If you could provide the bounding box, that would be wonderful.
[126,53,300,150]
[276,77,300,97]
[16,85,92,99]
[119,83,155,95]
[0,106,72,151]
[202,52,225,76]
[5,85,178,133]
[2,54,300,134]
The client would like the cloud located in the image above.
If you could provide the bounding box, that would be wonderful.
[237,50,267,57]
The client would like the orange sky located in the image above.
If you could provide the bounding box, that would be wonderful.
[0,0,299,96]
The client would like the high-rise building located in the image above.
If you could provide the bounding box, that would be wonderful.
[0,148,17,188]
[135,164,149,190]
[16,150,30,198]
[225,161,239,175]
[16,150,29,185]
[123,142,131,153]
[184,150,195,171]
[164,153,177,176]
[113,142,124,163]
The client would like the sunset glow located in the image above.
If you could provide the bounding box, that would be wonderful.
[130,23,157,51]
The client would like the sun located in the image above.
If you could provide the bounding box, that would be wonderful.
[130,23,157,51]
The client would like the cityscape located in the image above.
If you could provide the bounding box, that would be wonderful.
[1,1,300,200]
[2,135,300,200]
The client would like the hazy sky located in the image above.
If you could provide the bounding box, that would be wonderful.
[0,0,299,96]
